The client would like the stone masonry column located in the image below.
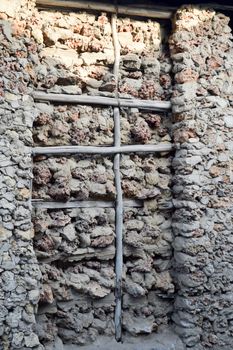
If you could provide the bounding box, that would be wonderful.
[0,1,42,349]
[170,6,233,350]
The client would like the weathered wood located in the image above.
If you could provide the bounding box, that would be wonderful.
[31,199,142,209]
[114,152,123,343]
[112,14,120,84]
[36,0,233,15]
[33,91,171,111]
[32,143,173,155]
[36,0,174,19]
[112,13,123,343]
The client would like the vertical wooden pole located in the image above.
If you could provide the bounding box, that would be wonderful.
[112,13,123,342]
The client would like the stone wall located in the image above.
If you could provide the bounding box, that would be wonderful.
[0,1,174,348]
[0,1,42,349]
[0,0,232,349]
[30,8,174,348]
[170,6,233,350]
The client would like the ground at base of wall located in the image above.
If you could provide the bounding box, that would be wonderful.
[44,327,184,350]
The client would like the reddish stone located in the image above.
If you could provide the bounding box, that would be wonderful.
[119,83,138,98]
[36,235,56,252]
[40,284,54,304]
[207,56,223,69]
[12,21,26,37]
[209,166,221,177]
[128,71,142,79]
[192,54,205,69]
[70,127,86,145]
[139,80,159,100]
[160,74,172,88]
[175,69,199,84]
[145,114,161,128]
[34,113,51,126]
[131,122,152,143]
[48,181,71,201]
[91,235,114,248]
[172,113,186,122]
[97,14,109,26]
[122,180,138,197]
[33,164,52,186]
[174,129,197,143]
[0,13,8,20]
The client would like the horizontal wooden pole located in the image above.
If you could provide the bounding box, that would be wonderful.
[32,143,173,155]
[36,1,233,17]
[33,92,171,111]
[36,0,174,19]
[32,199,142,209]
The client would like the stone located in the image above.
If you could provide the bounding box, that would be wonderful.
[24,333,40,347]
[43,27,73,44]
[91,226,113,238]
[61,86,82,95]
[62,224,76,241]
[125,280,146,297]
[145,172,159,185]
[29,289,40,303]
[68,273,90,290]
[40,48,81,68]
[87,281,109,298]
[69,179,89,199]
[125,220,144,231]
[12,332,24,348]
[118,32,133,47]
[123,314,155,335]
[16,228,34,240]
[138,188,161,199]
[121,54,141,71]
[1,20,12,42]
[89,182,107,197]
[86,78,103,89]
[0,0,21,17]
[18,187,31,200]
[224,115,233,128]
[99,81,116,92]
[45,336,64,350]
[91,235,114,248]
[206,96,228,108]
[0,226,12,241]
[1,271,16,291]
[32,27,43,44]
[5,92,19,102]
[209,166,221,177]
[40,284,54,304]
[81,52,114,66]
[6,308,22,328]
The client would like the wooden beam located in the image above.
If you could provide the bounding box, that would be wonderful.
[112,13,123,343]
[32,199,142,209]
[36,0,174,19]
[36,0,233,16]
[33,92,171,111]
[114,152,123,343]
[32,143,173,155]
